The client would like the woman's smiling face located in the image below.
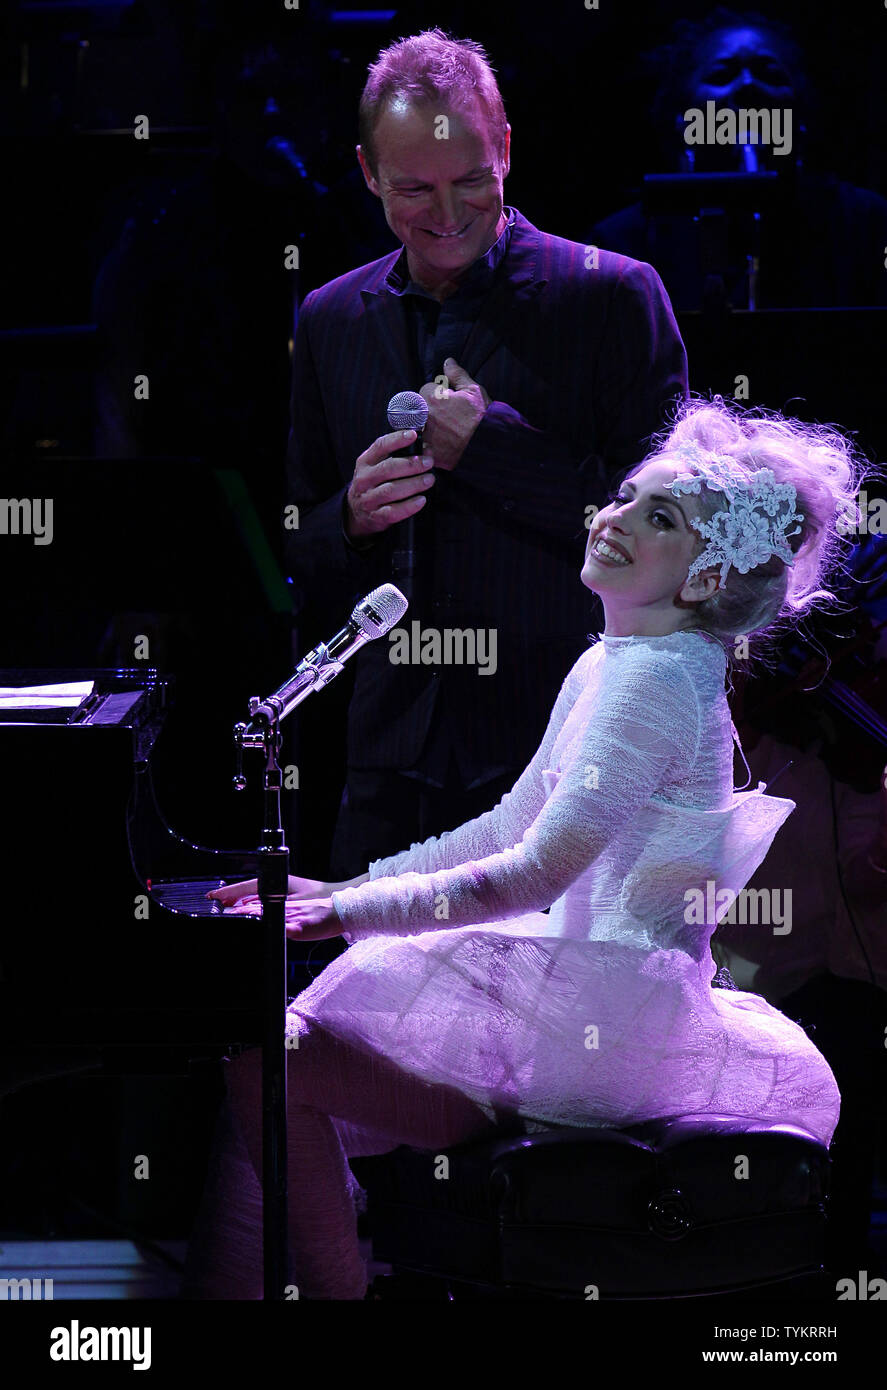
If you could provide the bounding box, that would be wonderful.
[581,459,722,635]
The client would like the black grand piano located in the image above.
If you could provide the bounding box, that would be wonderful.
[0,578,406,1297]
[0,667,266,1062]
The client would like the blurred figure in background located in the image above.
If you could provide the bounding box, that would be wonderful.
[591,9,887,310]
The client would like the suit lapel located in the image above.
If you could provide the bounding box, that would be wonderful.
[459,210,547,379]
[357,210,547,387]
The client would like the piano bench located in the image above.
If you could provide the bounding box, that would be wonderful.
[353,1114,832,1300]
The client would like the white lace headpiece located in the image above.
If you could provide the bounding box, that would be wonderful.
[665,441,805,589]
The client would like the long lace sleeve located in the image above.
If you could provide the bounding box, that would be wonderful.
[333,645,700,941]
[360,647,595,882]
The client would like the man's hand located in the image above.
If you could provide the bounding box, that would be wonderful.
[345,429,436,542]
[418,357,491,472]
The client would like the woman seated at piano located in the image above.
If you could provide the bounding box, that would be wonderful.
[182,396,865,1299]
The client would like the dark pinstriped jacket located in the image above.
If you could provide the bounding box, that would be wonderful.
[284,206,688,786]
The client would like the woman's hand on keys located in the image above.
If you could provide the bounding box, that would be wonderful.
[206,875,329,908]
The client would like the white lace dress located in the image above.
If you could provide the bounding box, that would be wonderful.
[287,630,841,1147]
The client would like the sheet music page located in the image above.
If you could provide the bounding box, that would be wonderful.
[0,681,95,708]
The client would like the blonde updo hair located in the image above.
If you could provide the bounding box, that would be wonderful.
[625,396,875,673]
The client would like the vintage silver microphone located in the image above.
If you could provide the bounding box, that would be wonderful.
[245,584,408,730]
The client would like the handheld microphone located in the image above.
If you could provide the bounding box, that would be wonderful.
[248,584,407,726]
[387,390,430,600]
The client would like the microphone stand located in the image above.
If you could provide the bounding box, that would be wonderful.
[227,590,404,1297]
[231,668,324,1301]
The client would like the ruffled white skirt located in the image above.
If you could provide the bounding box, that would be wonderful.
[289,915,841,1147]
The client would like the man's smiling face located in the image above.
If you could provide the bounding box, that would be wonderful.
[357,93,510,297]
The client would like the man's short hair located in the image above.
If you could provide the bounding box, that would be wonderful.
[358,27,508,177]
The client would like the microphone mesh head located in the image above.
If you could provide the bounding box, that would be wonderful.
[352,584,408,637]
[387,391,429,431]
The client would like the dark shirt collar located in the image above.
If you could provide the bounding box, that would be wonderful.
[385,206,516,299]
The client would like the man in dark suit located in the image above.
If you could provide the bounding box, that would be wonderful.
[285,29,688,881]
